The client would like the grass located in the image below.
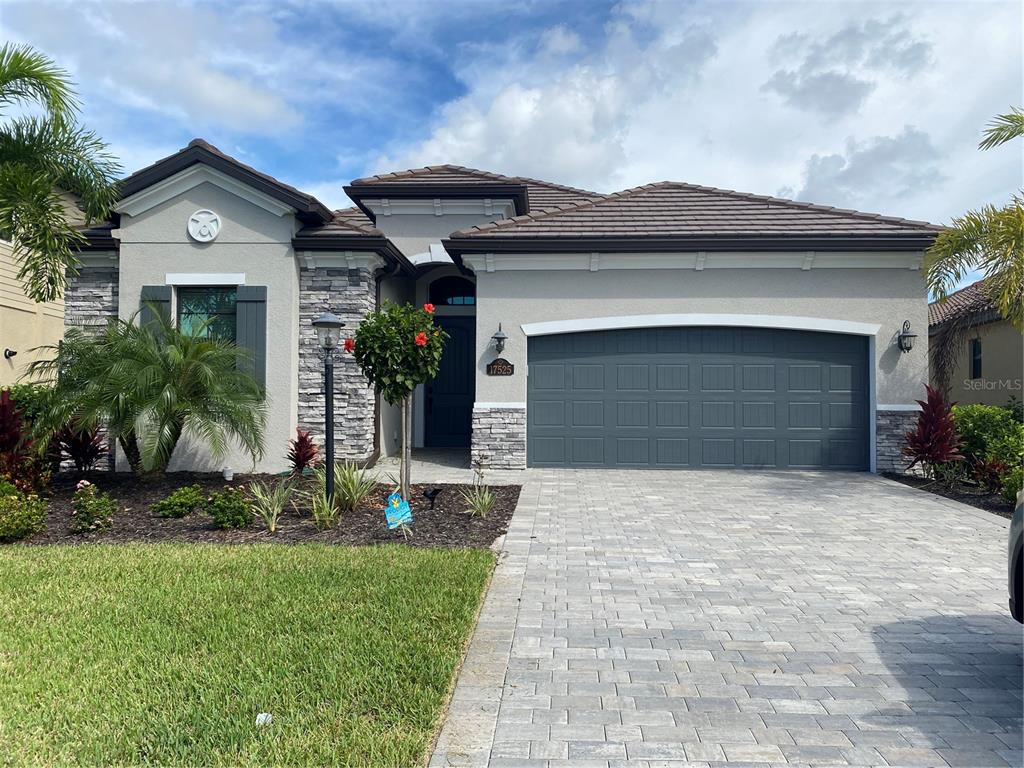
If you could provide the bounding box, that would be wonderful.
[0,544,495,766]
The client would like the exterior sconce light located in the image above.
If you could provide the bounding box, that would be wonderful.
[311,311,345,502]
[491,324,508,354]
[897,321,916,353]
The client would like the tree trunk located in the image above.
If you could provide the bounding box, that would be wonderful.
[403,392,413,499]
[119,431,143,474]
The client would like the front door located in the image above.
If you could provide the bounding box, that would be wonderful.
[425,316,475,447]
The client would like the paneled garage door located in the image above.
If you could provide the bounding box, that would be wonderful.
[527,327,869,469]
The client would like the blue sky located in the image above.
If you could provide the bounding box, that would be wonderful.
[4,0,1021,229]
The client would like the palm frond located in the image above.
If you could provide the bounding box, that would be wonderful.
[0,43,78,120]
[979,107,1024,151]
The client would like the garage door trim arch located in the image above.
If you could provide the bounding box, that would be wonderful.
[522,313,879,472]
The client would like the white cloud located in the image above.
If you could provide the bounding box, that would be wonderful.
[378,0,1022,224]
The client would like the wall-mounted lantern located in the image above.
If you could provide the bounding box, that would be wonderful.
[897,321,916,353]
[491,324,508,354]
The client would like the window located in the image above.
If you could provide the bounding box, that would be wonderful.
[177,287,237,340]
[429,276,475,306]
[970,338,982,379]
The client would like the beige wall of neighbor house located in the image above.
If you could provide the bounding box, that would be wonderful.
[116,180,300,473]
[0,239,64,386]
[471,264,929,407]
[936,319,1024,406]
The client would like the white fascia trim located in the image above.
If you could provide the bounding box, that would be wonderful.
[165,273,245,286]
[474,402,527,409]
[463,251,924,272]
[877,403,922,411]
[362,198,517,218]
[115,165,295,218]
[521,314,882,338]
[298,251,385,271]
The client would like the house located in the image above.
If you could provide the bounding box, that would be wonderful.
[73,139,940,474]
[929,279,1023,406]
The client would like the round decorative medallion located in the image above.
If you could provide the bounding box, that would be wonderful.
[187,209,221,242]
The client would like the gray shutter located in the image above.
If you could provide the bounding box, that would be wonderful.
[139,286,172,328]
[235,286,267,388]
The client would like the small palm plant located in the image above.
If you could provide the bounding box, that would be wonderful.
[28,310,267,474]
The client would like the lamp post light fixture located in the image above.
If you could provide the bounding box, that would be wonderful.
[312,311,345,502]
[491,323,508,354]
[897,320,917,354]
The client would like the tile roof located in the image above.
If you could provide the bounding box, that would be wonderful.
[928,279,995,327]
[449,181,942,239]
[349,164,603,212]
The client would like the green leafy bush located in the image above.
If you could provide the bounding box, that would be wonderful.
[953,404,1024,463]
[206,487,251,529]
[0,479,19,497]
[70,480,115,533]
[0,492,46,542]
[151,484,204,519]
[332,462,377,514]
[1003,466,1023,504]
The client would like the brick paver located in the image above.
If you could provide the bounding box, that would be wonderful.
[431,469,1022,767]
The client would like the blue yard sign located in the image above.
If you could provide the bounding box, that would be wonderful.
[385,492,413,529]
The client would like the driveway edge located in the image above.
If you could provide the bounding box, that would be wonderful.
[430,481,537,767]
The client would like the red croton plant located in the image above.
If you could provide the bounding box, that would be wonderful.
[903,384,964,479]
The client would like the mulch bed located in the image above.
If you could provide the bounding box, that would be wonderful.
[28,472,521,548]
[883,472,1014,519]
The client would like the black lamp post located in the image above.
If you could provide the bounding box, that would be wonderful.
[312,311,344,502]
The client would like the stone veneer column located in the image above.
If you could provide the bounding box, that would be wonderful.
[297,263,377,462]
[64,261,119,330]
[876,409,918,473]
[472,405,527,469]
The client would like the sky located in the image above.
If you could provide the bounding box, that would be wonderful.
[2,0,1021,229]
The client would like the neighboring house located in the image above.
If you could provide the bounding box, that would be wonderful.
[0,239,64,386]
[929,279,1024,406]
[73,139,939,474]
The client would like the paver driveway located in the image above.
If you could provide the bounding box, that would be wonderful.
[432,470,1022,767]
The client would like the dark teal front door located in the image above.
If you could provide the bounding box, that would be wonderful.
[426,316,475,447]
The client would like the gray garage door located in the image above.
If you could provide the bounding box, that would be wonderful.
[527,326,869,469]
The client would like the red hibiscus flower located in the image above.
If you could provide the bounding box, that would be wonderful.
[414,331,428,347]
[343,338,355,353]
[423,303,435,314]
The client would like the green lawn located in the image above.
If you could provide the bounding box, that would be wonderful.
[0,544,494,766]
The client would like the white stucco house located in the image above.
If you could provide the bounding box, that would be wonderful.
[73,139,938,474]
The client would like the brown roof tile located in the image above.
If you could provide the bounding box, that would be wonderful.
[349,164,603,212]
[928,279,995,327]
[449,181,942,239]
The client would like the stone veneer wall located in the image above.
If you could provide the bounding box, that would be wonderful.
[65,262,119,330]
[297,265,376,462]
[64,261,119,470]
[876,409,918,473]
[471,405,527,469]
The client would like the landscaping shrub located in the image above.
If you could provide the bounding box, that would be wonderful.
[953,404,1023,462]
[904,385,964,479]
[0,492,46,542]
[308,485,339,531]
[151,484,204,519]
[286,428,318,475]
[206,487,251,529]
[0,479,19,497]
[1003,466,1023,504]
[56,425,107,474]
[70,480,115,533]
[460,458,495,518]
[248,478,294,534]
[0,389,48,491]
[331,462,377,514]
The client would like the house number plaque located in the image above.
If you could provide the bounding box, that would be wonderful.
[486,358,514,376]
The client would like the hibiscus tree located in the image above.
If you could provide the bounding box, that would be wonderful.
[350,302,447,497]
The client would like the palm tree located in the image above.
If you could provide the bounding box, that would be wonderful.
[28,310,267,474]
[926,107,1024,389]
[0,43,121,303]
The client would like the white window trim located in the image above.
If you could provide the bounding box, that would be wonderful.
[520,313,881,338]
[165,273,246,286]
